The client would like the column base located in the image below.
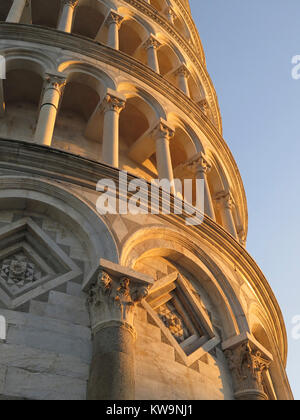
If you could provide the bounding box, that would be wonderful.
[234,389,268,401]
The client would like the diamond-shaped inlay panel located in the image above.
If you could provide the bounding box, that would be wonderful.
[0,217,82,309]
[158,302,190,344]
[0,251,43,291]
[143,272,221,367]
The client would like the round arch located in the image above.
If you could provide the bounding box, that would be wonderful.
[120,226,248,339]
[0,176,119,270]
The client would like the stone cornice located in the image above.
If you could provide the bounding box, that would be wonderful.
[0,23,246,234]
[0,138,286,365]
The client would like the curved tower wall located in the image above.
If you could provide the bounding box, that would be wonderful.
[0,0,293,400]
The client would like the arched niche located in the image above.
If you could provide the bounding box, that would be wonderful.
[119,17,149,60]
[118,84,164,176]
[157,42,181,77]
[0,55,47,142]
[53,62,115,159]
[31,0,60,28]
[0,0,13,21]
[72,0,108,39]
[121,227,246,340]
[0,176,119,271]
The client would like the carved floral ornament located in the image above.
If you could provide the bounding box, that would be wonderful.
[87,269,150,335]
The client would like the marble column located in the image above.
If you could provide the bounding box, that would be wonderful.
[151,119,175,189]
[216,192,238,239]
[175,64,190,97]
[85,259,153,400]
[143,35,162,73]
[6,0,28,23]
[101,89,126,168]
[223,334,272,401]
[57,0,79,33]
[106,11,124,50]
[184,153,216,220]
[34,73,66,147]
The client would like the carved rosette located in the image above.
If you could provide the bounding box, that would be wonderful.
[225,342,271,400]
[87,270,149,336]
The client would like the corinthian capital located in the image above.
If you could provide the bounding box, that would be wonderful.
[175,64,190,78]
[61,0,79,8]
[151,118,175,142]
[101,89,126,114]
[143,34,162,50]
[184,152,212,176]
[223,333,273,400]
[106,10,124,28]
[215,191,235,210]
[44,73,67,94]
[84,259,153,335]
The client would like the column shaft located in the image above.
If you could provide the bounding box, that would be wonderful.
[87,324,135,400]
[101,90,126,167]
[156,136,174,183]
[106,12,123,50]
[147,46,160,73]
[57,0,78,33]
[196,168,216,220]
[85,263,152,401]
[144,36,161,73]
[6,0,27,23]
[34,75,66,147]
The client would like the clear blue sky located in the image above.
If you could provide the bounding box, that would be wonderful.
[190,0,300,399]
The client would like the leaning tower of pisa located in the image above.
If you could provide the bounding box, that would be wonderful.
[0,0,293,400]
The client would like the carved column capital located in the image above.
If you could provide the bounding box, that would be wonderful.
[106,10,124,28]
[151,118,175,142]
[101,90,126,114]
[85,259,153,337]
[215,191,235,210]
[165,7,177,21]
[61,0,79,8]
[87,271,149,336]
[223,333,273,400]
[184,153,212,176]
[174,64,190,78]
[44,73,67,94]
[198,98,210,115]
[143,34,162,50]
